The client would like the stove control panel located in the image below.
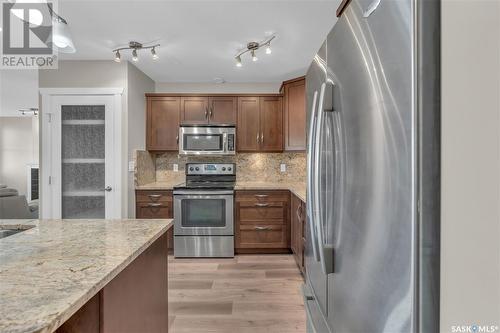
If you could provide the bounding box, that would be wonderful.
[186,163,236,175]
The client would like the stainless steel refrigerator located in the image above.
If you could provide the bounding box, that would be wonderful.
[303,0,441,332]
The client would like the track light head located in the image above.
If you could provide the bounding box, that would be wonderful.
[151,47,159,60]
[235,55,242,67]
[114,50,121,63]
[265,45,272,54]
[251,50,258,62]
[132,49,138,62]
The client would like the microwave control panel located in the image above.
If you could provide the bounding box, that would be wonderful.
[227,134,235,151]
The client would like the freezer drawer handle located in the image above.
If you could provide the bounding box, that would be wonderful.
[302,284,319,333]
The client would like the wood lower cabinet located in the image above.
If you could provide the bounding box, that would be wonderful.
[282,77,306,151]
[291,193,306,274]
[146,97,180,151]
[136,190,173,253]
[56,232,169,333]
[235,190,290,253]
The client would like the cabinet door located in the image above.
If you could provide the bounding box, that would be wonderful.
[209,96,237,124]
[284,78,306,150]
[180,96,209,124]
[259,96,283,151]
[147,97,180,151]
[237,97,260,151]
[291,194,300,256]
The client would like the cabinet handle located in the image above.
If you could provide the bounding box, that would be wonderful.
[148,194,162,198]
[255,203,269,207]
[296,205,303,221]
[205,107,208,119]
[254,226,271,231]
[148,203,162,207]
[256,132,260,144]
[209,107,213,119]
[176,135,179,143]
[254,194,268,198]
[261,132,264,144]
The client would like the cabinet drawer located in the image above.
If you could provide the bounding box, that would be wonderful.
[136,202,172,219]
[136,190,172,203]
[238,201,286,224]
[239,224,287,248]
[236,190,290,203]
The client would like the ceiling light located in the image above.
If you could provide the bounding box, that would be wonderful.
[51,15,76,53]
[234,35,275,66]
[235,55,242,67]
[251,50,258,62]
[151,47,159,60]
[112,41,160,63]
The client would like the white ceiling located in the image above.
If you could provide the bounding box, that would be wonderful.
[58,0,339,83]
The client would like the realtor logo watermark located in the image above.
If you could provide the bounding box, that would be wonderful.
[1,1,57,68]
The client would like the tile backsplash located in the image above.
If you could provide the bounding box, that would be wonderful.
[135,150,306,185]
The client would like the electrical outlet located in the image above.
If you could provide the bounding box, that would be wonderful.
[173,163,179,172]
[280,163,287,173]
[128,160,135,172]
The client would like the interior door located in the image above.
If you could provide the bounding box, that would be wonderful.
[237,97,260,151]
[50,95,118,219]
[209,96,237,124]
[259,96,283,151]
[180,97,209,124]
[147,97,180,151]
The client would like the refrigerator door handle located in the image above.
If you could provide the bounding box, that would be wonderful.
[314,82,335,275]
[307,90,320,262]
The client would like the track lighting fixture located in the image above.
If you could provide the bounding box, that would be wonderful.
[112,41,160,63]
[234,35,275,67]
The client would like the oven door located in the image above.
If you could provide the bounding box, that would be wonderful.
[173,190,234,236]
[179,126,228,155]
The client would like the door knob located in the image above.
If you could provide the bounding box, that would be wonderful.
[102,186,112,192]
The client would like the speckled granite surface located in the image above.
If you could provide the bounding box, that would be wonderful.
[0,218,173,333]
[235,182,306,202]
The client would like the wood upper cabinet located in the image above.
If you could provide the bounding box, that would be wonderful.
[180,96,209,124]
[209,96,237,124]
[260,96,283,151]
[146,97,180,151]
[237,96,261,151]
[237,96,283,152]
[282,77,306,151]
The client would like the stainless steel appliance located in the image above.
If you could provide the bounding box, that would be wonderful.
[304,0,441,332]
[179,124,236,156]
[173,163,235,257]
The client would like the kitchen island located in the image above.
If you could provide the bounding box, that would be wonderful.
[0,218,172,333]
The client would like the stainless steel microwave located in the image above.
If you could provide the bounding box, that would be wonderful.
[178,124,236,155]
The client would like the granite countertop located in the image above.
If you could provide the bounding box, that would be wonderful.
[234,181,306,202]
[136,180,306,202]
[0,218,173,333]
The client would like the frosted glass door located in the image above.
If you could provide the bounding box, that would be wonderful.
[61,105,106,218]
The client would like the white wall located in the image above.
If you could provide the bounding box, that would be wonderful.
[0,116,39,196]
[441,1,500,331]
[127,63,154,217]
[155,82,281,93]
[0,70,39,117]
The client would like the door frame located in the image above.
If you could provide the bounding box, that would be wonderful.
[40,88,124,219]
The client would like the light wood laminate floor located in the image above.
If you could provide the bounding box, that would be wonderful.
[168,254,306,333]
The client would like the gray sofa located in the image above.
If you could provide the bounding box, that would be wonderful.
[0,188,38,219]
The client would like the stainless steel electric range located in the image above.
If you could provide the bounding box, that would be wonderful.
[173,163,235,258]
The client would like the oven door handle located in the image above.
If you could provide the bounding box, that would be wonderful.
[173,190,234,196]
